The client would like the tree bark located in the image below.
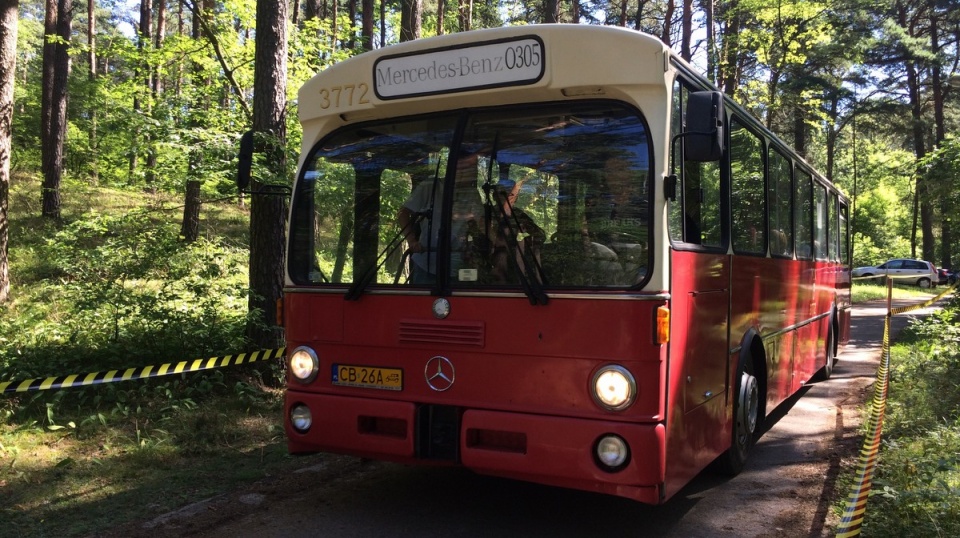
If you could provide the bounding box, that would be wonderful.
[361,0,374,51]
[0,0,17,303]
[87,0,98,183]
[544,0,559,23]
[680,0,692,62]
[661,0,674,47]
[930,6,950,269]
[897,1,933,262]
[181,180,201,242]
[248,0,288,349]
[437,0,445,34]
[459,0,472,32]
[41,0,71,220]
[144,0,166,190]
[400,0,422,42]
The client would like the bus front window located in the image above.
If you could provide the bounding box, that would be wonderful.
[288,102,653,291]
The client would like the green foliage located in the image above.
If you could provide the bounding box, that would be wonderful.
[1,210,250,381]
[0,176,300,537]
[856,299,960,536]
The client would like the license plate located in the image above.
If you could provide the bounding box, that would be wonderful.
[332,364,403,391]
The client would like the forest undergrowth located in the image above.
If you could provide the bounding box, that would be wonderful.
[0,176,320,538]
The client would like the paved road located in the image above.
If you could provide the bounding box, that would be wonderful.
[110,299,942,538]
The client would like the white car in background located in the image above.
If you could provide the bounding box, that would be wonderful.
[851,258,938,288]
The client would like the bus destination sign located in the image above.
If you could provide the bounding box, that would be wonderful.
[373,36,545,100]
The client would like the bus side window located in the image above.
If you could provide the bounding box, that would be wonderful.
[795,169,813,260]
[814,183,828,260]
[669,80,722,247]
[730,118,765,254]
[767,148,794,258]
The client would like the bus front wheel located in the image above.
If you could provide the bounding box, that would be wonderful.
[716,358,760,475]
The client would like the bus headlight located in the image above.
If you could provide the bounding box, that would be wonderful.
[591,365,636,411]
[595,434,630,471]
[289,346,319,384]
[290,404,313,433]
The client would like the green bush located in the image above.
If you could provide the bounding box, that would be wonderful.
[859,298,960,536]
[0,203,275,427]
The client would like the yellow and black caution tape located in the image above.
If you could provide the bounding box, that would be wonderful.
[835,316,891,538]
[0,348,285,395]
[835,280,957,537]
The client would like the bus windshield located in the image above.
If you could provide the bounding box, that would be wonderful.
[288,101,652,292]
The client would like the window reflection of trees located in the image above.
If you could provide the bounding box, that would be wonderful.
[290,105,652,289]
[670,80,722,248]
[814,183,828,260]
[730,119,765,254]
[795,170,813,259]
[768,149,793,257]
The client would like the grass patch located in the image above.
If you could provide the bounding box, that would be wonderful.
[0,174,310,536]
[851,280,939,304]
[1,384,322,537]
[836,297,960,536]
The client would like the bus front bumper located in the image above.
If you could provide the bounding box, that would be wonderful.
[285,392,666,504]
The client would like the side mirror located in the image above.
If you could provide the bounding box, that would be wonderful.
[684,91,725,162]
[237,130,254,191]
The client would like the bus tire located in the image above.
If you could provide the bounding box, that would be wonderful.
[715,357,760,475]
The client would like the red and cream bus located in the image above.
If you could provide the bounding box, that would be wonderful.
[271,24,851,504]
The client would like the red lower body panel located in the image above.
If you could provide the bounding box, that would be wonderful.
[286,391,666,504]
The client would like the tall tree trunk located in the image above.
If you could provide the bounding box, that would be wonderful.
[181,0,208,238]
[792,100,806,159]
[155,1,165,95]
[634,0,648,31]
[706,0,715,83]
[458,0,472,32]
[544,0,559,23]
[680,0,692,61]
[331,0,338,50]
[175,0,184,97]
[661,0,674,47]
[400,0,422,42]
[348,0,357,49]
[144,0,166,190]
[87,0,98,183]
[719,0,741,96]
[437,0,445,35]
[361,0,374,51]
[130,0,152,183]
[41,0,71,220]
[305,0,321,20]
[898,2,933,261]
[0,0,17,303]
[930,6,950,269]
[180,180,201,242]
[248,0,289,349]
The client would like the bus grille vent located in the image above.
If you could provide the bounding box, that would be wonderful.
[399,319,485,347]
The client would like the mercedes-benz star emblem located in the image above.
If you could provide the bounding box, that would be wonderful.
[424,356,455,392]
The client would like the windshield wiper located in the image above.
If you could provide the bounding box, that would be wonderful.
[344,213,424,300]
[482,184,548,305]
[345,156,445,300]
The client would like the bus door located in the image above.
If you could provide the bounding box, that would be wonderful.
[666,83,731,482]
